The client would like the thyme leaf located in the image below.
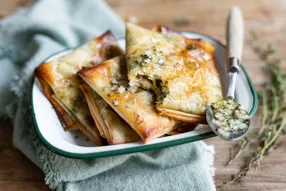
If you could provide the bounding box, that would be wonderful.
[220,30,286,190]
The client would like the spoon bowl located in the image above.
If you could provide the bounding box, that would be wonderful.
[206,105,250,141]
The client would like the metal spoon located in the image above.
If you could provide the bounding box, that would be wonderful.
[206,6,250,140]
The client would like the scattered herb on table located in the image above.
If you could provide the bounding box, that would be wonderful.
[173,16,190,27]
[219,31,286,190]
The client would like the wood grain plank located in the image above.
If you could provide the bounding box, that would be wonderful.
[1,0,286,190]
[0,120,49,190]
[0,180,49,191]
[0,0,31,18]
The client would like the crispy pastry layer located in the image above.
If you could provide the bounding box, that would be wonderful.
[126,23,223,123]
[35,31,123,145]
[157,108,207,124]
[167,122,197,135]
[78,56,179,143]
[80,84,140,144]
[79,84,108,139]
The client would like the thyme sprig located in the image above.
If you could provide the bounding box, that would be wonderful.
[220,31,286,190]
[259,89,268,135]
[226,137,248,165]
[221,119,286,189]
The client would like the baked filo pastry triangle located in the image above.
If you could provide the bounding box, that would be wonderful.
[126,23,223,123]
[80,84,140,144]
[78,56,179,143]
[34,31,123,145]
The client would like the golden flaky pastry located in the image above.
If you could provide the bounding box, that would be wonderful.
[80,84,140,144]
[35,31,123,145]
[126,23,223,123]
[78,56,179,143]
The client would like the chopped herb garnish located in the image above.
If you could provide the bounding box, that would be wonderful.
[158,58,166,65]
[113,99,119,106]
[212,97,250,137]
[138,50,153,66]
[187,44,196,50]
[117,86,126,94]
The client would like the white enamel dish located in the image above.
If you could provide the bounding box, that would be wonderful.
[31,32,258,158]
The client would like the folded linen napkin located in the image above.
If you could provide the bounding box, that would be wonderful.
[0,0,216,190]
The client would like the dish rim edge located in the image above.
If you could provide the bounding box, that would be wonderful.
[30,32,258,159]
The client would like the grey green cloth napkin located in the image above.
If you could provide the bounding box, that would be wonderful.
[0,0,216,190]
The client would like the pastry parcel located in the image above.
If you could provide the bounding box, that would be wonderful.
[126,23,223,123]
[35,31,123,145]
[80,84,140,144]
[78,56,178,142]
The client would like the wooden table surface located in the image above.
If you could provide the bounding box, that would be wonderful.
[1,0,286,190]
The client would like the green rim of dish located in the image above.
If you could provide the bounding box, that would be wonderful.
[30,32,258,159]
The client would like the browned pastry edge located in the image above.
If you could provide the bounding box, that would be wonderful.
[80,84,110,141]
[157,108,207,124]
